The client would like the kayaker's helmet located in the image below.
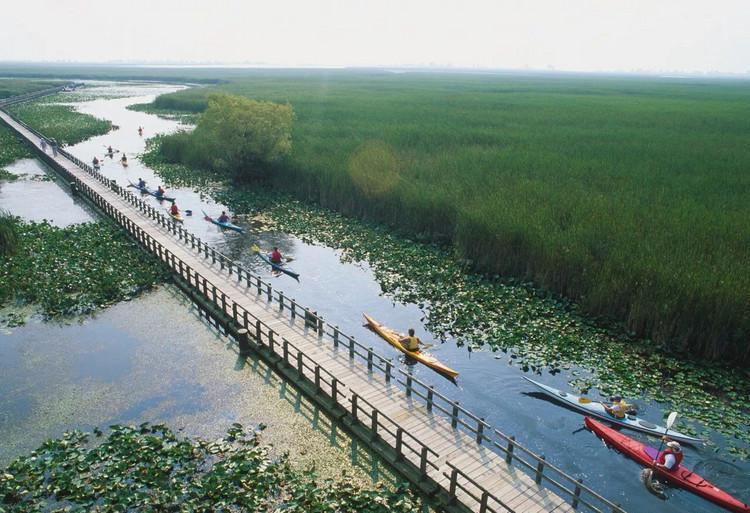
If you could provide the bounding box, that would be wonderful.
[611,395,622,402]
[667,441,681,451]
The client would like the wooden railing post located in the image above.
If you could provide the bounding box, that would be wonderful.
[385,361,392,383]
[333,327,340,348]
[572,478,583,509]
[479,492,489,513]
[370,410,378,441]
[351,393,358,420]
[314,366,321,390]
[348,337,355,359]
[367,348,373,371]
[395,428,404,461]
[505,436,515,464]
[237,328,249,354]
[476,418,485,444]
[449,468,458,498]
[406,374,413,397]
[419,447,428,479]
[427,386,434,412]
[451,402,460,428]
[279,291,284,311]
[535,455,546,484]
[296,350,303,374]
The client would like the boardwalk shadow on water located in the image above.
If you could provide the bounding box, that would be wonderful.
[164,284,407,489]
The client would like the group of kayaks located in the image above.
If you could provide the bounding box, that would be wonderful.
[523,377,749,512]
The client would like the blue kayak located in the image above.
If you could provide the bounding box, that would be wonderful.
[252,245,300,281]
[128,180,175,202]
[202,210,244,233]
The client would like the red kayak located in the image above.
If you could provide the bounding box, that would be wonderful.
[586,417,750,513]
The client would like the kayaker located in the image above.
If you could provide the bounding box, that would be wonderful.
[156,185,166,198]
[121,153,128,163]
[170,202,180,216]
[137,178,146,189]
[107,145,113,155]
[399,329,421,351]
[270,247,283,264]
[604,395,632,419]
[655,440,683,472]
[138,126,143,135]
[218,211,230,223]
[92,156,100,167]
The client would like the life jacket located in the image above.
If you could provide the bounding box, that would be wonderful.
[170,205,179,215]
[658,448,683,470]
[404,336,419,351]
[271,250,282,263]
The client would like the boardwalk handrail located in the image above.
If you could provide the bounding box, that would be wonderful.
[0,84,70,108]
[1,96,625,513]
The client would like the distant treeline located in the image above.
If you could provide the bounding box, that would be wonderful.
[151,71,750,364]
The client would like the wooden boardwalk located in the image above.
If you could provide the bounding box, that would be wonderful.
[0,106,625,513]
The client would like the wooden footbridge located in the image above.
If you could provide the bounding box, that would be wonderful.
[1,91,625,513]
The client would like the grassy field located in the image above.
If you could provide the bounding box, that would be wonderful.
[0,77,60,99]
[6,102,112,146]
[149,71,750,364]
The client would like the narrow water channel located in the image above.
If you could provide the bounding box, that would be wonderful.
[2,81,748,513]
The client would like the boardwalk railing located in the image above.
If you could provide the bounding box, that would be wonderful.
[1,98,626,513]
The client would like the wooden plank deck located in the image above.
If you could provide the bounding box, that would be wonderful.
[0,109,590,513]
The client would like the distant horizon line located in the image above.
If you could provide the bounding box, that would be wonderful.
[1,60,749,79]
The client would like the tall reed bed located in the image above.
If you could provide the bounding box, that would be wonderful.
[154,71,750,363]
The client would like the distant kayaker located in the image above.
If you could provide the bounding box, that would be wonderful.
[170,202,180,216]
[138,126,143,135]
[156,185,166,198]
[218,211,230,223]
[92,156,100,167]
[270,247,283,264]
[137,178,146,188]
[399,329,421,351]
[603,395,632,419]
[107,145,113,155]
[121,153,127,163]
[655,440,683,472]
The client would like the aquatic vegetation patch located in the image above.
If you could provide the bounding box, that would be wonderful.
[0,78,60,99]
[141,146,750,457]
[6,101,112,146]
[127,102,199,123]
[0,218,168,325]
[0,123,32,171]
[0,423,418,512]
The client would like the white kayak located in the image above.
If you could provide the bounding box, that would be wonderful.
[523,377,703,445]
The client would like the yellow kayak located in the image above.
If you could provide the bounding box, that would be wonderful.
[363,314,458,379]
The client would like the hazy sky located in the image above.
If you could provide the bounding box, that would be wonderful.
[2,0,748,73]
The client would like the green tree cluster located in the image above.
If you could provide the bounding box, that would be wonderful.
[160,93,293,180]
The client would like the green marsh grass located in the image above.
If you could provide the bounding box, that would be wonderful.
[7,102,112,146]
[132,72,750,363]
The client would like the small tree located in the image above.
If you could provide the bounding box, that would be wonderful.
[193,93,294,180]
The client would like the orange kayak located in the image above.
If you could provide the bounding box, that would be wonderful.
[363,314,458,379]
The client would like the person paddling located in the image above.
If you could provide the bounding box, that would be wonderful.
[138,126,143,135]
[107,145,114,156]
[92,156,100,168]
[137,177,146,189]
[270,246,283,264]
[170,202,180,216]
[655,439,683,472]
[604,395,633,419]
[121,153,128,163]
[399,328,421,352]
[156,185,166,198]
[218,211,230,223]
